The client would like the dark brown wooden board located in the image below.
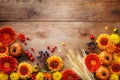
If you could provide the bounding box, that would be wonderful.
[0,1,120,22]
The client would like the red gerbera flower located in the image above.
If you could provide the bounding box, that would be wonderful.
[0,56,18,74]
[62,69,80,80]
[0,27,16,45]
[85,54,101,72]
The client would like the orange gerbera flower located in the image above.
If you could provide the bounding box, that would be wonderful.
[106,42,116,53]
[0,43,9,56]
[44,72,52,80]
[110,61,120,74]
[47,56,63,71]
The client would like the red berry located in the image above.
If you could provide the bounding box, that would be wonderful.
[47,46,50,49]
[24,50,29,55]
[30,57,34,61]
[24,42,27,45]
[26,37,30,40]
[28,53,32,58]
[52,47,55,50]
[32,73,36,76]
[18,33,25,42]
[54,46,57,49]
[90,34,95,40]
[51,49,54,53]
[32,78,35,80]
[31,48,35,52]
[30,73,36,80]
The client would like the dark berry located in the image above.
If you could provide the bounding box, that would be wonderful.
[26,37,30,40]
[39,51,43,54]
[24,42,27,45]
[86,41,98,53]
[54,46,57,49]
[45,51,49,56]
[47,46,50,49]
[37,55,40,58]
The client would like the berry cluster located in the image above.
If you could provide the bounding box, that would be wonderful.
[18,33,31,45]
[47,45,57,53]
[18,33,25,42]
[86,41,98,53]
[24,50,34,61]
[30,73,36,80]
[37,51,49,67]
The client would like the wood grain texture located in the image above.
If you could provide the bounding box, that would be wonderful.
[0,1,120,22]
[0,22,119,66]
[0,0,120,2]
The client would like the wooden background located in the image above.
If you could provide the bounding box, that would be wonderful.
[0,0,120,67]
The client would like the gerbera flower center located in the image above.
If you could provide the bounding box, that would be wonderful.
[2,33,11,40]
[115,44,120,53]
[50,60,59,69]
[20,66,29,76]
[0,46,6,53]
[12,47,17,53]
[4,62,10,68]
[112,63,120,72]
[90,60,97,66]
[100,38,108,46]
[102,72,106,76]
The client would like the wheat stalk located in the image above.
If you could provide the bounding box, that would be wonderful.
[66,49,95,80]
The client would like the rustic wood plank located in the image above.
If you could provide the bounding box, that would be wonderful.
[0,1,120,22]
[0,0,120,2]
[0,22,119,65]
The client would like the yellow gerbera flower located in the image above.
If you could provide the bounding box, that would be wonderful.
[17,62,33,79]
[115,57,120,62]
[10,72,19,80]
[110,34,120,44]
[47,55,63,71]
[113,53,119,60]
[0,73,8,80]
[96,34,110,50]
[36,72,44,80]
[109,74,119,80]
[53,71,62,80]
